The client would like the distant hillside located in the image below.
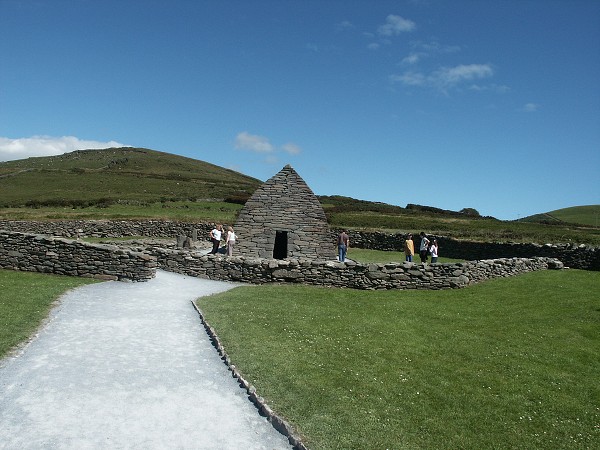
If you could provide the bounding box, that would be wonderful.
[0,147,261,207]
[520,205,600,226]
[318,195,489,219]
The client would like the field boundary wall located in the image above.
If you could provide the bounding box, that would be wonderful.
[149,247,563,290]
[0,220,587,288]
[0,230,156,281]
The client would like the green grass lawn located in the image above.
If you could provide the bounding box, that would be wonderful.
[0,270,97,358]
[196,270,600,449]
[348,248,461,264]
[0,201,242,223]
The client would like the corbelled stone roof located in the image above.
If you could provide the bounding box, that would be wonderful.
[234,165,336,259]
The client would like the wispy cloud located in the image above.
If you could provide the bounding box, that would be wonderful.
[390,71,426,86]
[433,64,494,88]
[468,83,510,93]
[0,136,129,162]
[377,15,416,36]
[282,143,302,155]
[235,132,302,161]
[401,52,422,65]
[522,103,540,112]
[390,63,495,92]
[335,20,354,32]
[412,40,461,54]
[234,132,275,153]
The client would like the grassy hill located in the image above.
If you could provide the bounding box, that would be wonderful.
[1,148,599,245]
[0,147,261,207]
[319,196,600,245]
[520,205,600,227]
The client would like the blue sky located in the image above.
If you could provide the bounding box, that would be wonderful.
[1,0,598,220]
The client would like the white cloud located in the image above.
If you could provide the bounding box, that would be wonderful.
[522,103,540,112]
[335,20,354,32]
[377,15,416,36]
[234,132,301,165]
[390,63,494,92]
[234,132,274,153]
[390,71,426,86]
[401,52,422,65]
[433,64,494,87]
[265,155,279,165]
[282,143,302,155]
[0,136,129,162]
[413,40,461,54]
[468,83,511,93]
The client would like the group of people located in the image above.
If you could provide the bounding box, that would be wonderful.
[403,232,438,263]
[211,227,437,263]
[209,224,237,256]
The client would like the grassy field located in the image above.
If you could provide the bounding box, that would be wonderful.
[548,205,600,227]
[0,270,97,359]
[2,200,599,246]
[196,269,600,449]
[348,248,461,264]
[327,210,600,246]
[520,205,600,227]
[0,201,242,223]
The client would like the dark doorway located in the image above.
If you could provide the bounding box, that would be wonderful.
[273,231,288,259]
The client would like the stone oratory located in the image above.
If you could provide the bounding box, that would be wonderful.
[234,165,337,260]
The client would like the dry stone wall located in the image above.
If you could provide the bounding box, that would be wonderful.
[0,219,212,240]
[149,247,563,290]
[0,231,156,281]
[2,219,596,271]
[0,220,591,287]
[342,229,600,271]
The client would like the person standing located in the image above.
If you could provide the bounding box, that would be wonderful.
[419,232,430,263]
[225,226,236,256]
[209,224,223,254]
[429,238,439,263]
[404,233,414,262]
[338,230,349,262]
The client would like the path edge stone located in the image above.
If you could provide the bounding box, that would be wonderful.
[190,301,308,450]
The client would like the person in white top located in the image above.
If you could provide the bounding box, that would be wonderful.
[429,239,439,263]
[209,224,223,254]
[225,226,236,256]
[419,232,430,263]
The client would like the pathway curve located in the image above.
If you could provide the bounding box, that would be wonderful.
[0,270,292,449]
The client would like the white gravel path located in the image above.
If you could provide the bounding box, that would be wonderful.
[0,270,292,449]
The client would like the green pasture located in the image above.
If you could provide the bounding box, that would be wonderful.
[196,269,600,449]
[548,205,600,227]
[0,201,242,223]
[2,200,599,246]
[348,247,460,264]
[328,210,600,246]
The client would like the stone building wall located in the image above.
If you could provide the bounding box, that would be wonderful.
[233,165,337,260]
[0,231,156,281]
